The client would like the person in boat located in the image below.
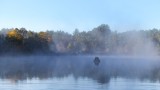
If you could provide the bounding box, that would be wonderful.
[94,57,100,66]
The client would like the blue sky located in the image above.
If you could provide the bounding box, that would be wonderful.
[0,0,160,33]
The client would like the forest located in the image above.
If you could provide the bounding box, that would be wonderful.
[0,24,160,55]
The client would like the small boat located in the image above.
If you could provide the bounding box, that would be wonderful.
[94,57,100,66]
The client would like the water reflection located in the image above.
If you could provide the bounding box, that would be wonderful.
[0,56,160,84]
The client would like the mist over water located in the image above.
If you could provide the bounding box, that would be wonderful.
[1,29,160,90]
[0,56,160,84]
[136,34,157,56]
[115,31,159,56]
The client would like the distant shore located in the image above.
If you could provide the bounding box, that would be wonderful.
[1,24,160,56]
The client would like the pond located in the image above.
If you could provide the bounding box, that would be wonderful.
[0,56,160,90]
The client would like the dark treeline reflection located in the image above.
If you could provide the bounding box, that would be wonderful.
[1,56,160,84]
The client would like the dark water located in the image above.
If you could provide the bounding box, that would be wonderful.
[1,56,160,90]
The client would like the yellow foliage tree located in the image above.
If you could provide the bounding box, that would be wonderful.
[6,29,23,42]
[38,32,52,43]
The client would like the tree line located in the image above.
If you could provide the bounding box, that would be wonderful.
[0,24,160,55]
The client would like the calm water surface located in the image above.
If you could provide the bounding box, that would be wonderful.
[0,56,160,90]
